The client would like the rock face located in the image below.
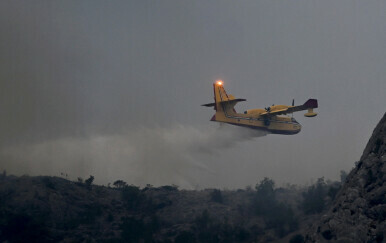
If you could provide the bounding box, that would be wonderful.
[306,113,386,242]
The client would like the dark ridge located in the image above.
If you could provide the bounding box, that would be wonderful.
[306,112,386,242]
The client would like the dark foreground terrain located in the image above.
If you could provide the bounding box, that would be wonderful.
[0,114,384,243]
[0,173,341,242]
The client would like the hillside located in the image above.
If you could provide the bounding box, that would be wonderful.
[0,174,340,242]
[305,112,386,242]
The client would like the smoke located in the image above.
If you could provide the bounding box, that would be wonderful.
[0,124,267,188]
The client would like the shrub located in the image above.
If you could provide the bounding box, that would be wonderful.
[375,231,384,243]
[42,177,56,190]
[340,170,348,183]
[327,184,340,200]
[373,138,382,153]
[210,189,223,203]
[0,214,50,242]
[121,185,142,209]
[301,178,326,214]
[113,180,127,189]
[120,216,160,242]
[175,231,196,243]
[265,203,298,237]
[107,213,114,222]
[79,203,103,224]
[120,217,146,242]
[194,209,211,230]
[366,169,377,186]
[321,229,333,240]
[252,178,299,237]
[289,234,305,243]
[234,226,250,242]
[254,178,275,215]
[255,177,275,199]
[85,175,94,188]
[159,185,178,191]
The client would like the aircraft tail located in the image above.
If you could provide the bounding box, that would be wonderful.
[303,99,318,117]
[202,82,246,121]
[303,99,318,109]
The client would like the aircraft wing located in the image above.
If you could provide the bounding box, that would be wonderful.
[260,99,318,118]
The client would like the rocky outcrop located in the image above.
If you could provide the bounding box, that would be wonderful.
[306,113,386,243]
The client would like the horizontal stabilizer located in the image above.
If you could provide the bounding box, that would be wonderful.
[202,102,215,107]
[201,99,246,107]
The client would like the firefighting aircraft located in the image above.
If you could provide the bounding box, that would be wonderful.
[202,81,318,135]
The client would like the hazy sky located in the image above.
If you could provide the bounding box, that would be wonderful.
[0,1,385,188]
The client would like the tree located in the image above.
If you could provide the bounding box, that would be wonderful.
[121,185,142,209]
[255,177,275,200]
[113,180,127,189]
[195,209,211,230]
[302,177,326,214]
[340,170,348,183]
[254,177,276,215]
[85,175,94,188]
[210,189,223,203]
[253,178,299,236]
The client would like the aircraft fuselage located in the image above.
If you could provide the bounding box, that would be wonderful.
[211,112,301,135]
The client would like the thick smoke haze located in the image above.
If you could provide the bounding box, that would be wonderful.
[1,125,267,188]
[0,1,385,188]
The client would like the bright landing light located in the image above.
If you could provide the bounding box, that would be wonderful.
[216,80,223,85]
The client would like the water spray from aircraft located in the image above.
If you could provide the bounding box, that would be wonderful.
[0,124,267,188]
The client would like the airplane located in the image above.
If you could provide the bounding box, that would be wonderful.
[202,81,318,135]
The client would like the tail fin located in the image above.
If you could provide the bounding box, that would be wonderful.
[202,82,246,121]
[303,99,318,117]
[303,99,318,109]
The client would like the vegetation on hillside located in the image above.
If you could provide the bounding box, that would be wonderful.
[0,173,345,242]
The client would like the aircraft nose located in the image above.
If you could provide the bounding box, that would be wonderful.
[294,124,301,133]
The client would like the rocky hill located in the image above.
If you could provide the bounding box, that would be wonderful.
[306,112,386,242]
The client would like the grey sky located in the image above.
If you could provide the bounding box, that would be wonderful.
[0,1,385,188]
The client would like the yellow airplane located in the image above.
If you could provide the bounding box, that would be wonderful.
[202,81,318,135]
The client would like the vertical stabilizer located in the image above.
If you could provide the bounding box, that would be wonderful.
[202,81,246,122]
